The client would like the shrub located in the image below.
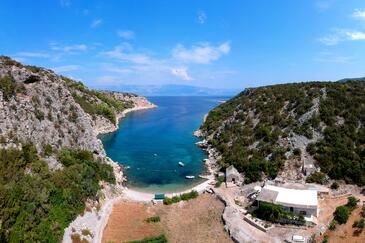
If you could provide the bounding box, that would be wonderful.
[330,182,339,190]
[293,148,301,156]
[346,196,359,210]
[163,191,198,205]
[145,216,160,223]
[34,109,45,120]
[43,144,53,157]
[0,75,23,101]
[334,206,349,224]
[128,234,167,243]
[353,219,364,229]
[306,172,327,184]
[329,220,337,230]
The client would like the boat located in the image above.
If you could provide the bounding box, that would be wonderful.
[185,175,195,179]
[153,153,158,157]
[178,161,185,167]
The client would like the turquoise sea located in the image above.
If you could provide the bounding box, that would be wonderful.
[99,96,226,193]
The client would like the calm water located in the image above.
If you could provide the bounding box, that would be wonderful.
[99,96,225,193]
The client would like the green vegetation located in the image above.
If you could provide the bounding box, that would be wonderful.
[0,76,24,101]
[0,144,115,242]
[330,182,339,190]
[201,81,365,185]
[253,201,305,225]
[163,190,198,205]
[334,206,350,224]
[352,219,364,229]
[43,144,53,157]
[346,196,359,210]
[305,172,327,184]
[329,220,337,230]
[128,234,168,243]
[67,76,133,124]
[215,175,225,187]
[145,216,160,223]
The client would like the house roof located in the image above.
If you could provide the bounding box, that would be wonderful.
[226,165,240,176]
[257,185,318,209]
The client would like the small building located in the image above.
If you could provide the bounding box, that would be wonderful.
[256,185,318,218]
[225,165,240,183]
[154,194,165,200]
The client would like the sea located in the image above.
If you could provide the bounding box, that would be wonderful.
[99,96,227,193]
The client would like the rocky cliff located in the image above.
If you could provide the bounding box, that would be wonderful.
[0,56,156,170]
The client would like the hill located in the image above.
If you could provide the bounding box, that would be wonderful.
[0,56,155,242]
[200,80,365,185]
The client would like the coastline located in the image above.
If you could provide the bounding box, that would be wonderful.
[63,101,157,243]
[63,102,219,243]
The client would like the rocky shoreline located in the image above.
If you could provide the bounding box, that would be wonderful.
[62,98,157,243]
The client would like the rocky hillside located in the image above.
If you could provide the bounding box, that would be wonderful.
[200,81,365,185]
[0,56,156,242]
[0,56,155,169]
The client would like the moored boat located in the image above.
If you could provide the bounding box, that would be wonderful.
[178,161,185,167]
[185,175,195,179]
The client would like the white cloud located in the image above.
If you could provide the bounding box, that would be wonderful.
[103,43,153,64]
[314,52,352,64]
[352,9,365,20]
[60,0,71,7]
[102,64,133,74]
[318,29,365,45]
[315,1,332,12]
[51,44,88,52]
[171,68,193,80]
[52,65,80,72]
[197,11,207,24]
[91,18,103,28]
[117,30,135,39]
[16,52,50,58]
[172,42,230,64]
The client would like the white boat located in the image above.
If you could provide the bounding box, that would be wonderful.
[185,175,195,179]
[178,161,185,167]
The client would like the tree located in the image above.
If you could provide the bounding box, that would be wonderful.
[346,196,359,210]
[334,206,349,224]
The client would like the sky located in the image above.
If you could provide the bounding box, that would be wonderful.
[1,0,365,95]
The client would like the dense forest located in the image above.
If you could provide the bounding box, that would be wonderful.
[0,144,115,242]
[201,81,365,185]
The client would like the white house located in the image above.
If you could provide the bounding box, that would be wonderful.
[256,185,318,218]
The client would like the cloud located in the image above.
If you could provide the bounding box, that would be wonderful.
[315,1,332,12]
[91,18,103,28]
[60,0,71,7]
[103,43,153,64]
[197,11,207,24]
[318,29,365,45]
[117,30,135,39]
[16,52,50,58]
[52,65,80,72]
[313,52,352,64]
[352,9,365,20]
[101,63,133,74]
[172,42,230,64]
[171,68,193,80]
[50,44,88,52]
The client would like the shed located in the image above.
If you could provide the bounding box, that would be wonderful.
[226,165,240,183]
[154,194,165,200]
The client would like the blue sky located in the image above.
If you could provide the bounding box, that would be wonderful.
[1,0,365,94]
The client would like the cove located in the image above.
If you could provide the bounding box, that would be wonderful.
[99,96,225,193]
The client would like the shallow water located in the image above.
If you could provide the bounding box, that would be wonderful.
[99,96,226,193]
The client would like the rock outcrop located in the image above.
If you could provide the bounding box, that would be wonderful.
[0,56,156,170]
